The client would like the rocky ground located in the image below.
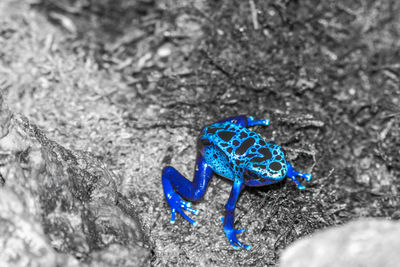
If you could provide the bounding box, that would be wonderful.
[0,0,399,266]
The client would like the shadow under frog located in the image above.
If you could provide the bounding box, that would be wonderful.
[162,115,312,250]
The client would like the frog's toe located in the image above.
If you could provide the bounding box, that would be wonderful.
[231,243,240,250]
[225,230,250,250]
[178,200,199,215]
[179,199,191,207]
[175,207,198,226]
[247,116,270,127]
[166,193,199,225]
[244,244,252,250]
[183,205,199,215]
[170,209,176,224]
[304,173,312,182]
[227,233,241,249]
[234,228,246,234]
[221,218,250,250]
[297,184,306,190]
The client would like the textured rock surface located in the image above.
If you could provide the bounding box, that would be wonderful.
[0,188,80,267]
[280,218,400,267]
[0,96,150,266]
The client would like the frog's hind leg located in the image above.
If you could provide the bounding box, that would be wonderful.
[220,178,251,250]
[286,163,312,190]
[217,115,269,128]
[162,154,213,226]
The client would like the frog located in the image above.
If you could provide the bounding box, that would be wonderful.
[162,115,312,250]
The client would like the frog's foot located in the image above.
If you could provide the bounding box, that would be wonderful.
[286,163,312,190]
[166,192,199,226]
[288,176,306,190]
[220,217,252,250]
[247,116,270,127]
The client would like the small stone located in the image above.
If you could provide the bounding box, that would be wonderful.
[157,44,172,58]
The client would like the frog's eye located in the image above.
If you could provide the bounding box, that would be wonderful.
[201,138,212,146]
[269,162,282,171]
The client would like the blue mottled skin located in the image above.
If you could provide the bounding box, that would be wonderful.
[162,115,312,250]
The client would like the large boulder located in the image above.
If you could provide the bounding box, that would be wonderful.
[280,218,400,267]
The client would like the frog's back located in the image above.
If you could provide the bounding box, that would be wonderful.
[200,122,287,182]
[202,122,260,158]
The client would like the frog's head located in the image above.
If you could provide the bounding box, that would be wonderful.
[246,145,288,180]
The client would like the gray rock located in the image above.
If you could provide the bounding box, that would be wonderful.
[0,96,151,266]
[0,187,81,267]
[280,218,400,267]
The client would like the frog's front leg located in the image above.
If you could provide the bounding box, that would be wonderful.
[286,163,312,190]
[220,178,251,250]
[247,116,270,127]
[162,154,213,226]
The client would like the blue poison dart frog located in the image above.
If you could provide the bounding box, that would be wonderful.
[162,115,312,250]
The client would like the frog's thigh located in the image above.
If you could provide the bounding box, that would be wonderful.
[203,146,234,180]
